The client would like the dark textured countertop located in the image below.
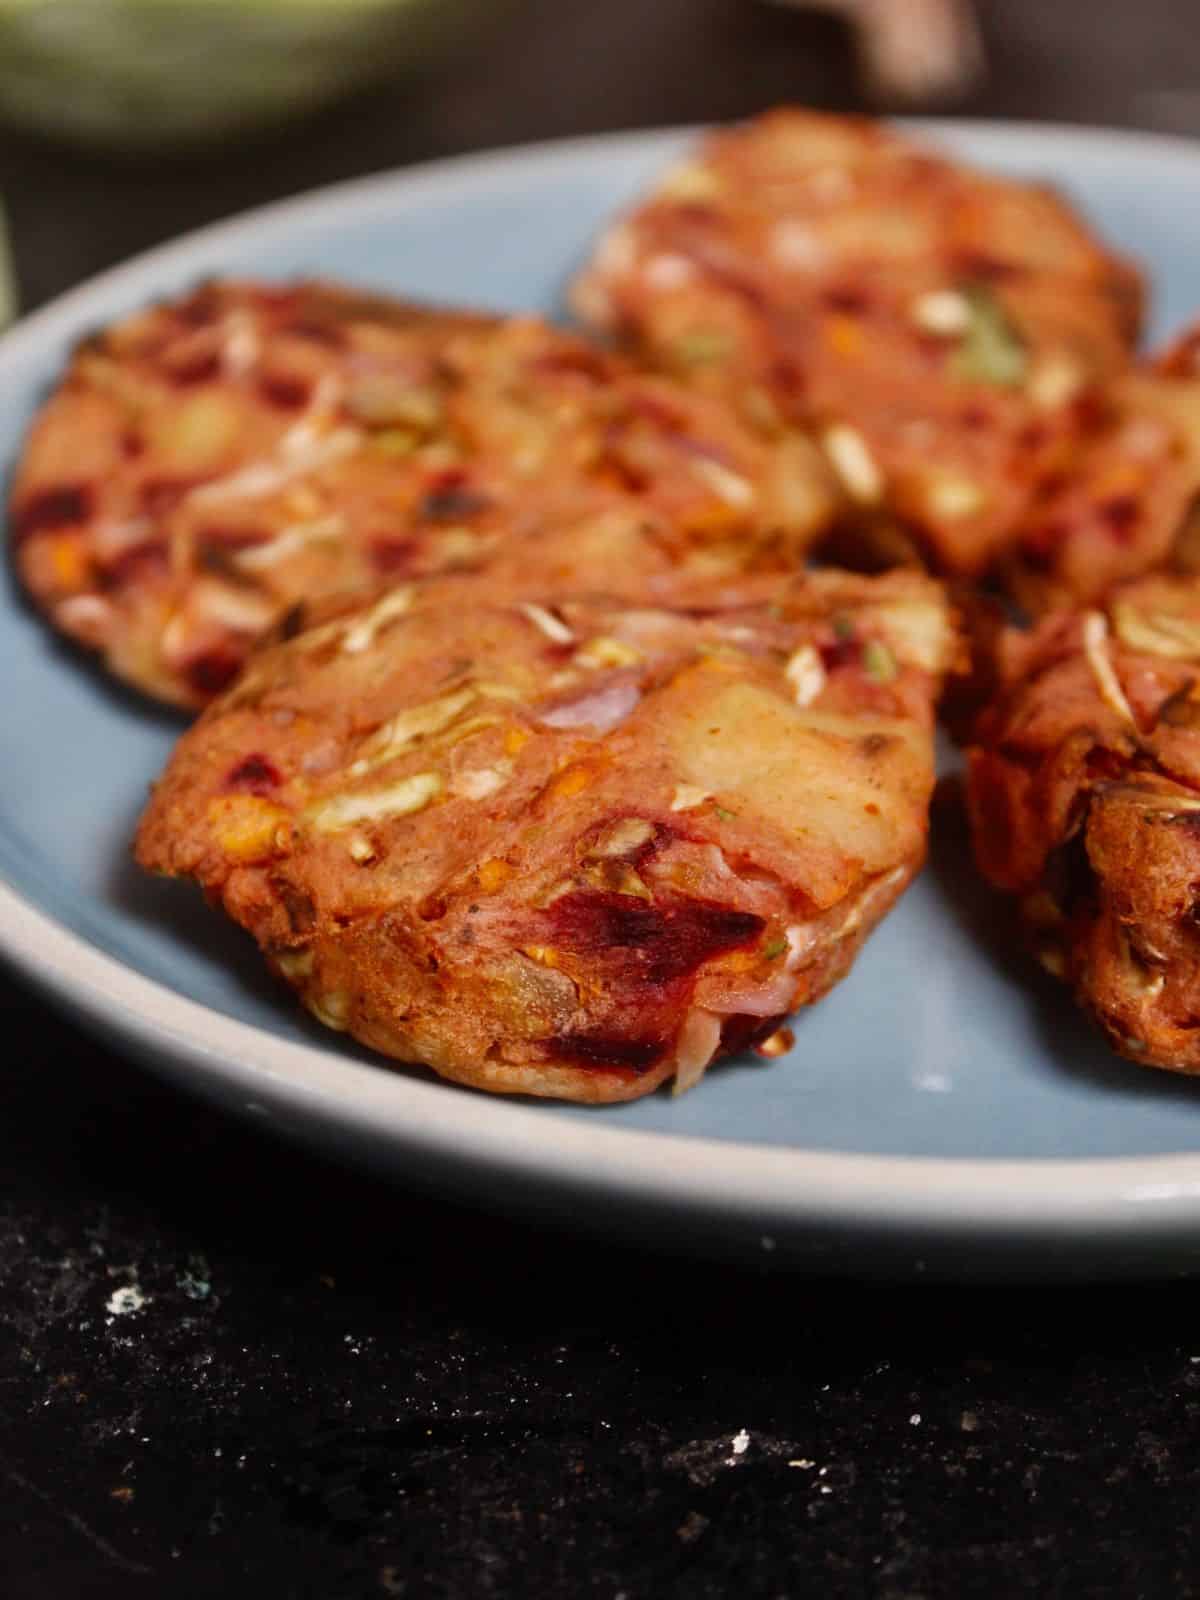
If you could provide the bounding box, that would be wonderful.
[5,4,1200,1595]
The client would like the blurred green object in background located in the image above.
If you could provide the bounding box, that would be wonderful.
[0,202,15,329]
[0,0,497,153]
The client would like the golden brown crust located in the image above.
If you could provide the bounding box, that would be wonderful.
[12,279,838,709]
[966,575,1200,1073]
[1156,322,1200,380]
[137,567,956,1101]
[571,108,1141,579]
[1002,353,1200,614]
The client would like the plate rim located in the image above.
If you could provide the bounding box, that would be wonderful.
[9,117,1200,1251]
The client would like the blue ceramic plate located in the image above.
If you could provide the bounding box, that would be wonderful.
[7,122,1200,1277]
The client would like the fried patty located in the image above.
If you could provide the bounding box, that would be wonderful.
[136,567,957,1102]
[966,574,1200,1073]
[1003,328,1200,612]
[12,279,838,709]
[572,108,1141,578]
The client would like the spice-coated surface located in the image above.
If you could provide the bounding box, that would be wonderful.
[13,283,832,709]
[571,107,1140,578]
[136,569,952,1100]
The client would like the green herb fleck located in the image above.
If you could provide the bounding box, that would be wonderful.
[863,640,898,682]
[673,329,732,367]
[951,284,1028,387]
[762,936,788,961]
[714,805,737,822]
[832,612,856,641]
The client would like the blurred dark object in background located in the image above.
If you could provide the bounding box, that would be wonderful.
[768,0,984,105]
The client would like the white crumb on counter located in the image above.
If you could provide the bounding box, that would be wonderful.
[105,1284,149,1320]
